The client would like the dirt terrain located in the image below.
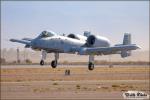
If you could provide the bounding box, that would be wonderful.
[1,65,149,99]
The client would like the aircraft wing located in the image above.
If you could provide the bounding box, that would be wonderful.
[10,39,31,45]
[78,44,140,56]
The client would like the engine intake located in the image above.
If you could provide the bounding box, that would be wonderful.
[87,35,96,45]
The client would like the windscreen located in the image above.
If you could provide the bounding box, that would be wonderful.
[39,31,56,38]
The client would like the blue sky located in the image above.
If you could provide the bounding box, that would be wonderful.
[1,1,149,50]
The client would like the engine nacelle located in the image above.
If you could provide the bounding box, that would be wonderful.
[87,35,110,47]
[67,34,87,41]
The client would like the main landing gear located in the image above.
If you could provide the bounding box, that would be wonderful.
[51,53,59,68]
[88,55,95,70]
[40,50,59,69]
[40,50,94,71]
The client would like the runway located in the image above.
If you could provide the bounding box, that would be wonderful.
[2,80,148,84]
[1,64,149,69]
[1,80,149,99]
[1,65,149,99]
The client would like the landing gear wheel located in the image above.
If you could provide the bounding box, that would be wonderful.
[40,60,44,65]
[51,60,57,68]
[88,62,94,70]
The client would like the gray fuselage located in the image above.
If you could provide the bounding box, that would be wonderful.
[31,35,85,53]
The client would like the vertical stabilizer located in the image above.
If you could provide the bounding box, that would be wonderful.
[123,33,131,45]
[121,33,131,58]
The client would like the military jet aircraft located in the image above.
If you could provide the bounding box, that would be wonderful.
[10,30,140,70]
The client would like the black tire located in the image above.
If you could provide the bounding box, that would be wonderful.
[88,62,94,70]
[40,60,44,65]
[51,60,57,68]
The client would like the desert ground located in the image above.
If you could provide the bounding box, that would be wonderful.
[1,65,149,99]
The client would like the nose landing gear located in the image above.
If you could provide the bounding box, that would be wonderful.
[40,50,47,66]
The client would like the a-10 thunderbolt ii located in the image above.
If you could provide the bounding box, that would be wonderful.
[10,30,140,70]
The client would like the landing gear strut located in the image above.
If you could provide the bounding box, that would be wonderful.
[40,50,47,66]
[88,55,94,70]
[51,53,59,68]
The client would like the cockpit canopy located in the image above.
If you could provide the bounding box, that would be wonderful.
[38,30,57,38]
[67,34,80,40]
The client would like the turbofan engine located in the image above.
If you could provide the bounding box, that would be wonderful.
[87,35,110,47]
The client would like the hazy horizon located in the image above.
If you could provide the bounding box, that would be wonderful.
[1,48,149,63]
